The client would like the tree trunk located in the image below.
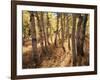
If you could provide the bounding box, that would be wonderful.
[54,14,59,47]
[41,12,49,55]
[76,14,83,66]
[65,14,71,50]
[77,15,83,56]
[30,12,37,67]
[72,14,77,66]
[36,12,44,51]
[61,13,66,52]
[46,13,51,45]
[81,14,88,56]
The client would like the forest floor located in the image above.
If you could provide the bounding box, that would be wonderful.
[22,38,89,68]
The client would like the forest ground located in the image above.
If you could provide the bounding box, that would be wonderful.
[22,37,89,68]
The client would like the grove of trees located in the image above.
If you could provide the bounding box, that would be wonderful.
[22,11,90,68]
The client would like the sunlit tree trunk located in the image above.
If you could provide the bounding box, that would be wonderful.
[61,13,66,52]
[35,12,44,50]
[65,14,71,50]
[63,13,66,38]
[46,13,51,45]
[41,12,49,54]
[44,12,48,46]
